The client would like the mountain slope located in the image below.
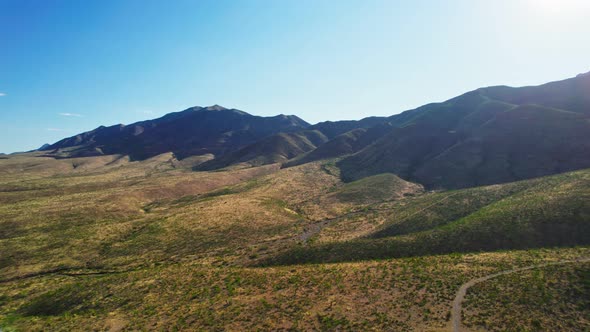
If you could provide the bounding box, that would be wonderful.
[196,130,328,170]
[479,71,590,115]
[339,72,590,189]
[265,168,590,265]
[284,123,394,167]
[42,105,310,160]
[309,116,390,139]
[413,104,590,188]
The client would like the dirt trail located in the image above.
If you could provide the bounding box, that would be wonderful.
[0,267,134,284]
[298,210,365,243]
[451,257,590,332]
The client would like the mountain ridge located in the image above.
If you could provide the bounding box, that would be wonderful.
[338,71,590,188]
[40,71,590,190]
[41,106,310,160]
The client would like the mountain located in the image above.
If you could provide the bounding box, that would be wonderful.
[196,130,328,170]
[338,72,590,189]
[41,105,310,160]
[197,117,395,170]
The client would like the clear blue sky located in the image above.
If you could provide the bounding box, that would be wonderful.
[1,0,589,153]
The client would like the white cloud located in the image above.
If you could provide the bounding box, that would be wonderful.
[46,128,65,132]
[0,92,6,97]
[59,112,83,117]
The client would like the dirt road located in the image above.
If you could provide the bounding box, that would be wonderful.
[451,257,590,332]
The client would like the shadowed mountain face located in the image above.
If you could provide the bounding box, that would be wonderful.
[284,123,394,168]
[339,71,590,189]
[196,130,329,170]
[309,116,390,139]
[41,105,310,160]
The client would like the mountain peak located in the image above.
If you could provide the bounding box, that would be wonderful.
[186,105,231,112]
[204,104,229,111]
[187,105,250,116]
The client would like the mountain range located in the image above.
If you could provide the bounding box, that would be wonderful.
[41,71,590,189]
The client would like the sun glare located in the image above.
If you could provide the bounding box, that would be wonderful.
[532,0,590,14]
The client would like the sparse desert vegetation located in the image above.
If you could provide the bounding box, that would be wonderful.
[462,261,590,331]
[1,152,589,331]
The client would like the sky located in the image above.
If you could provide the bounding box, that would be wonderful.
[1,0,590,153]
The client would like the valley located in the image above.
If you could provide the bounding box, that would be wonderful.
[0,151,588,331]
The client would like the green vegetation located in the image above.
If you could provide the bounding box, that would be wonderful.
[264,169,590,265]
[2,247,588,331]
[333,173,423,204]
[463,262,590,331]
